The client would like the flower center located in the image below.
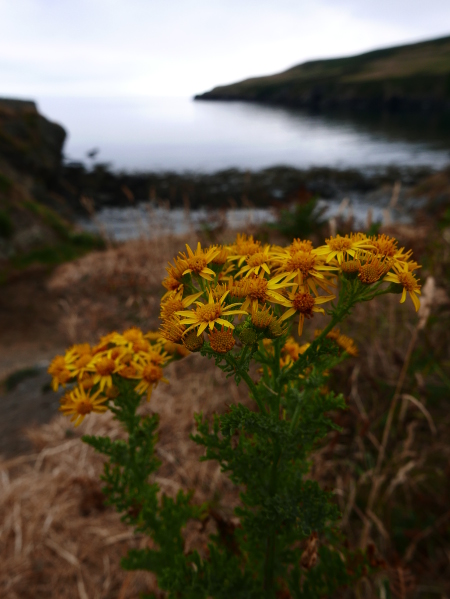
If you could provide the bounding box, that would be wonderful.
[123,328,143,343]
[237,240,260,256]
[196,302,223,322]
[58,370,72,384]
[77,401,94,415]
[120,365,138,378]
[164,276,181,291]
[289,239,313,254]
[326,235,353,251]
[49,356,66,373]
[358,264,380,284]
[95,358,116,376]
[133,340,150,353]
[161,297,184,318]
[286,251,316,275]
[248,278,269,301]
[209,329,235,353]
[142,364,163,384]
[74,355,91,369]
[246,252,267,267]
[187,256,207,273]
[371,234,398,257]
[292,292,316,316]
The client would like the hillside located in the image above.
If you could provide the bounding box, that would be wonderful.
[195,35,450,112]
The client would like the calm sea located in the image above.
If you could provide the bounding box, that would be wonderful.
[37,96,450,172]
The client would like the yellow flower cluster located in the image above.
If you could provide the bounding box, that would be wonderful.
[159,232,421,352]
[48,328,183,426]
[315,328,359,357]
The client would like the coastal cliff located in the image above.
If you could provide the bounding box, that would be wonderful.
[195,35,450,112]
[0,99,101,271]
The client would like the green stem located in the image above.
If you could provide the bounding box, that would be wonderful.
[240,345,249,364]
[225,354,265,413]
[289,391,305,432]
[264,442,281,596]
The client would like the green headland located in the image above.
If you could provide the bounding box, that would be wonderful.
[195,35,450,112]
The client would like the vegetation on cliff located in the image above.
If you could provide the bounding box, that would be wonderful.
[195,35,450,112]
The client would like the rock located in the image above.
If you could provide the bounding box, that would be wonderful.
[0,98,66,183]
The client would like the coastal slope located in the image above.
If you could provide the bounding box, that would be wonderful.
[195,35,450,112]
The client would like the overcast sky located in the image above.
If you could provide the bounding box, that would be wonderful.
[1,0,449,98]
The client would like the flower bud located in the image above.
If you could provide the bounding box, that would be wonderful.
[182,330,204,352]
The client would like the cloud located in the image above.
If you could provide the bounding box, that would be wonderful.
[0,0,447,97]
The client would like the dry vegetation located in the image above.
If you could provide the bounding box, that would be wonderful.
[0,207,449,597]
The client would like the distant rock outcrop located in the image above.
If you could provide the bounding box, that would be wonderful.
[0,99,66,182]
[0,99,101,270]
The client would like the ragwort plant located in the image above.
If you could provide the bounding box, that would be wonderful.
[49,232,421,598]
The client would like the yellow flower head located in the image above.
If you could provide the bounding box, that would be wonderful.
[273,246,337,293]
[282,337,304,362]
[67,353,93,380]
[211,245,231,265]
[144,331,162,342]
[117,362,140,379]
[48,355,68,376]
[369,233,399,258]
[65,343,92,363]
[48,355,73,391]
[384,264,421,311]
[316,328,359,357]
[280,338,310,368]
[176,290,247,336]
[162,273,182,292]
[165,257,187,282]
[335,333,358,357]
[89,356,119,391]
[288,238,314,255]
[178,242,220,281]
[135,363,169,401]
[315,233,374,264]
[357,252,393,284]
[163,340,191,358]
[251,304,275,329]
[160,290,203,321]
[279,287,335,336]
[238,245,273,278]
[228,233,262,266]
[113,327,145,348]
[160,317,186,343]
[59,386,108,427]
[240,272,297,312]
